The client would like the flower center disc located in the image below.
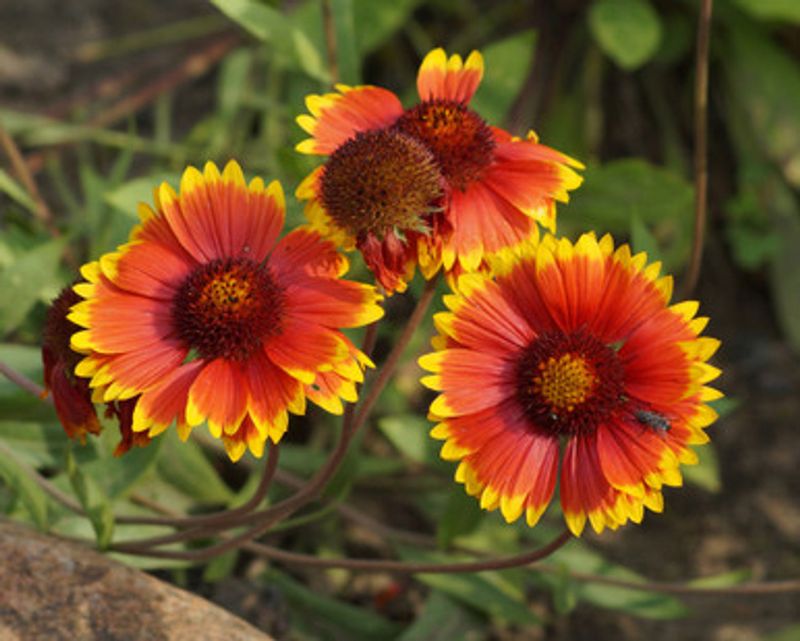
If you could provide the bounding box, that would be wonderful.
[173,257,285,361]
[516,330,625,436]
[320,129,443,239]
[533,354,597,411]
[393,99,496,191]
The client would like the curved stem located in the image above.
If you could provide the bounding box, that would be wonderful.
[682,0,714,296]
[543,567,800,597]
[351,274,439,434]
[114,276,439,551]
[117,527,572,569]
[242,275,439,528]
[0,360,48,401]
[116,443,280,529]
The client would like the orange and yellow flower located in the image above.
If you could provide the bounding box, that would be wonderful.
[68,161,383,461]
[296,48,583,294]
[419,232,722,535]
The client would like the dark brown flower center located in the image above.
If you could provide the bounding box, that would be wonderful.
[393,99,496,192]
[173,257,285,361]
[515,330,625,436]
[320,129,443,239]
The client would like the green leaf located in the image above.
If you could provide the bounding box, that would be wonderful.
[732,0,800,23]
[203,549,239,583]
[543,541,688,619]
[0,421,70,468]
[378,414,440,465]
[0,168,38,213]
[0,343,43,396]
[551,563,578,615]
[687,568,752,589]
[767,181,800,351]
[82,435,163,500]
[469,30,536,126]
[0,441,49,529]
[279,443,406,479]
[725,20,800,188]
[104,173,180,218]
[563,159,693,270]
[415,571,540,627]
[331,0,361,84]
[65,446,114,548]
[353,0,425,56]
[682,443,721,492]
[0,238,67,336]
[437,484,484,548]
[155,430,233,505]
[398,591,486,641]
[629,214,662,262]
[589,0,662,70]
[266,569,403,640]
[210,0,329,81]
[398,548,540,626]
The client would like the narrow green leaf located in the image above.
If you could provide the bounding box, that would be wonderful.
[630,214,662,263]
[687,568,752,589]
[82,435,163,500]
[65,446,114,548]
[0,442,49,529]
[415,572,540,627]
[542,541,688,619]
[551,563,578,615]
[353,0,425,56]
[104,173,180,218]
[725,20,800,188]
[397,548,541,626]
[0,238,67,336]
[398,591,486,641]
[0,168,38,213]
[155,430,233,505]
[732,0,800,23]
[210,0,329,81]
[378,414,440,465]
[767,181,800,351]
[203,549,239,582]
[0,421,70,468]
[266,569,403,640]
[470,30,537,126]
[331,0,361,84]
[217,48,253,117]
[682,443,721,492]
[563,159,693,270]
[437,484,484,548]
[0,343,43,395]
[589,0,662,70]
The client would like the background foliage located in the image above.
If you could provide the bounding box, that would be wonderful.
[1,0,799,639]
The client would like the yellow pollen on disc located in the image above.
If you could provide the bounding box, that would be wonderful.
[202,271,252,312]
[532,353,597,412]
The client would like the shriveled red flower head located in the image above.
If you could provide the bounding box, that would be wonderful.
[42,286,148,456]
[69,161,383,461]
[420,232,722,535]
[296,48,583,294]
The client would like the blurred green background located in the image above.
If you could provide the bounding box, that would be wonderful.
[1,1,799,639]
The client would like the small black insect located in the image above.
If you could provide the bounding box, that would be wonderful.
[634,409,671,433]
